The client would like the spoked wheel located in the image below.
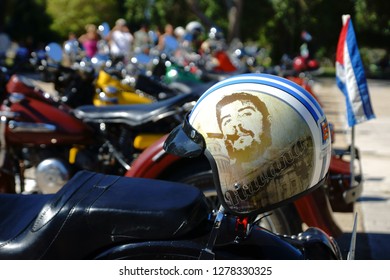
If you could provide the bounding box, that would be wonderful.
[165,160,303,235]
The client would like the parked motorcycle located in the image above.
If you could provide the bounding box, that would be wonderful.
[30,42,159,107]
[0,85,198,194]
[0,169,343,260]
[0,41,223,195]
[34,42,155,107]
[94,67,154,105]
[0,73,344,259]
[1,51,67,108]
[61,42,210,106]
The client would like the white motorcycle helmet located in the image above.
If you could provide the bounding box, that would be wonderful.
[164,73,331,216]
[185,21,204,34]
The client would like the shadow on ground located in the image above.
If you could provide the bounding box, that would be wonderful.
[336,232,390,260]
[336,232,371,260]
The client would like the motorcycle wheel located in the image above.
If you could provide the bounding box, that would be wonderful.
[164,159,303,235]
[95,240,205,260]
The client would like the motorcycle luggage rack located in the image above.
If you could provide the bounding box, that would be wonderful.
[328,145,363,212]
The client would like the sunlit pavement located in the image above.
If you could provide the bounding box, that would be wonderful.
[314,77,390,260]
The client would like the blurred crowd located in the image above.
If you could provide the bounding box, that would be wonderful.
[0,24,47,71]
[62,19,229,65]
[1,18,237,72]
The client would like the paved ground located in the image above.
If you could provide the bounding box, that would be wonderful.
[313,77,390,260]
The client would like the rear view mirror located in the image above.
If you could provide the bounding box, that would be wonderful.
[98,22,110,38]
[45,43,63,63]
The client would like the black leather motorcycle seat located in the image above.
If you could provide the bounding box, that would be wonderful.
[0,193,53,243]
[0,171,209,259]
[73,93,195,126]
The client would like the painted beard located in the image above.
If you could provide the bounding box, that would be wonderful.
[226,132,265,164]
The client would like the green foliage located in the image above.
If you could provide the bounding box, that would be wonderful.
[5,0,55,45]
[46,0,119,39]
[355,0,390,50]
[1,0,389,71]
[122,0,234,35]
[123,0,193,31]
[200,0,226,29]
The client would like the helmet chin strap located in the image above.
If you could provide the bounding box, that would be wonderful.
[198,205,225,260]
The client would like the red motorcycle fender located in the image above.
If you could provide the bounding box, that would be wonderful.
[294,188,343,237]
[125,135,179,179]
[286,76,323,107]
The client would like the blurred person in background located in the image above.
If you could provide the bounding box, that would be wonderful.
[0,25,11,64]
[63,32,80,65]
[183,21,204,54]
[133,23,152,54]
[107,18,133,63]
[157,23,179,56]
[79,24,100,59]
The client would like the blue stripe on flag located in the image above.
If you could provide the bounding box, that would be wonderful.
[336,18,375,127]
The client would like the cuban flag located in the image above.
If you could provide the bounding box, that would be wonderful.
[336,15,375,127]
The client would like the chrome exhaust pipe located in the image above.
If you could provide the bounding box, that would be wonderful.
[8,120,56,132]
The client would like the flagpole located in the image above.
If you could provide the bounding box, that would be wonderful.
[341,14,356,188]
[336,13,376,203]
[342,14,350,25]
[350,125,355,187]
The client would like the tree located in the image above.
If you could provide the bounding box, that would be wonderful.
[46,0,119,39]
[123,0,195,31]
[123,0,241,41]
[355,0,390,50]
[5,0,56,46]
[225,0,243,42]
[2,0,388,68]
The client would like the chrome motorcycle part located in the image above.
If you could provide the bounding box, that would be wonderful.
[8,121,56,133]
[35,158,70,194]
[0,116,7,167]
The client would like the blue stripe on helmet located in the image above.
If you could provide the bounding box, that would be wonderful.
[191,73,323,122]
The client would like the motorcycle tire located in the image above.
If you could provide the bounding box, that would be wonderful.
[162,158,303,235]
[96,238,301,260]
[97,240,202,260]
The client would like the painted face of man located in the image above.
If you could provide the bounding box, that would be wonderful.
[220,99,264,154]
